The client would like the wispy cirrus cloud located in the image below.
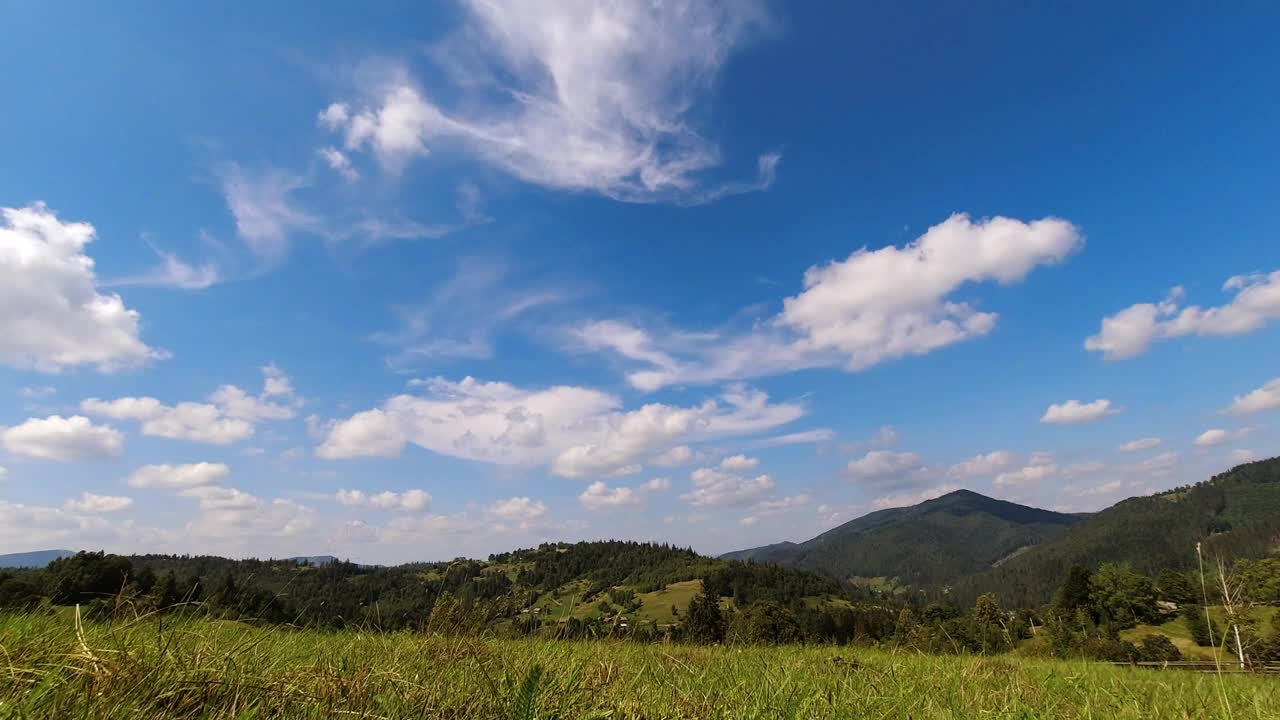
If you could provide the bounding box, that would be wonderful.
[317,1,778,204]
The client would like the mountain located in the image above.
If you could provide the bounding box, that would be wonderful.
[0,549,76,568]
[723,489,1085,588]
[951,457,1280,607]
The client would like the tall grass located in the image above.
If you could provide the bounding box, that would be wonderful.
[0,611,1276,719]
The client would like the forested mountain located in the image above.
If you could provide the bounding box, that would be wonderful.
[723,489,1085,588]
[0,549,76,568]
[952,457,1280,606]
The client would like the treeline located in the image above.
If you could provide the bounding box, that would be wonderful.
[1,544,1276,660]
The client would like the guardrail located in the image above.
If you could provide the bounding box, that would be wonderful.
[1110,661,1280,673]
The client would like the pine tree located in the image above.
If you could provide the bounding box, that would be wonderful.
[683,591,725,643]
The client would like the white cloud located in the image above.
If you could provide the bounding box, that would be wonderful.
[578,477,669,511]
[1137,451,1179,477]
[871,483,961,510]
[994,452,1058,487]
[320,2,775,202]
[1040,399,1118,425]
[318,146,359,181]
[1228,448,1257,464]
[650,445,695,467]
[371,258,565,368]
[182,485,259,511]
[681,466,775,507]
[127,462,229,489]
[64,492,133,513]
[747,493,811,516]
[751,428,834,447]
[335,488,432,512]
[82,366,299,444]
[1086,271,1280,359]
[0,415,123,461]
[551,386,802,478]
[486,496,547,522]
[313,409,406,459]
[947,450,1015,480]
[1224,377,1280,415]
[719,454,759,471]
[318,377,802,479]
[18,386,56,400]
[845,450,928,489]
[578,214,1081,390]
[1118,437,1162,452]
[220,165,318,266]
[1194,429,1237,448]
[110,249,221,290]
[0,203,162,372]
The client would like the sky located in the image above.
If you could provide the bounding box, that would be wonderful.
[1,2,1279,564]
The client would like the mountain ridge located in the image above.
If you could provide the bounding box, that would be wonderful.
[722,488,1085,588]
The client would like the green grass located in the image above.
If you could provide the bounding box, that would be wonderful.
[1,612,1277,719]
[634,579,702,625]
[1120,606,1277,662]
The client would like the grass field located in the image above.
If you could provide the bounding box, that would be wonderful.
[1,612,1277,719]
[1119,606,1278,662]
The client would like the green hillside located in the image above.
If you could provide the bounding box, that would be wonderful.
[724,489,1084,588]
[953,457,1280,606]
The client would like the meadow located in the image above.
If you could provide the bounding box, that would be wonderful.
[1,612,1276,719]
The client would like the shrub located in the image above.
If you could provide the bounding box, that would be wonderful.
[1137,634,1182,662]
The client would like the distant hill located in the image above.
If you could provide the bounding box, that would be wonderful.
[0,549,76,568]
[287,555,339,565]
[723,489,1085,588]
[951,457,1280,607]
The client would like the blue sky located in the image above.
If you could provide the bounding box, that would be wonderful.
[2,2,1278,563]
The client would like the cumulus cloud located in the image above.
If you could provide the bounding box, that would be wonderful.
[1228,448,1257,464]
[578,477,670,511]
[1137,451,1179,477]
[1194,428,1245,448]
[947,450,1015,480]
[681,466,775,507]
[719,454,759,471]
[1118,437,1162,452]
[127,462,229,489]
[845,450,929,490]
[650,445,695,467]
[577,214,1082,390]
[1040,399,1118,425]
[318,146,359,181]
[485,497,547,525]
[82,366,300,444]
[319,1,776,203]
[64,492,133,513]
[0,415,123,461]
[0,203,162,372]
[1086,271,1280,359]
[318,376,802,478]
[1224,377,1280,415]
[994,452,1058,487]
[871,483,961,510]
[335,488,432,512]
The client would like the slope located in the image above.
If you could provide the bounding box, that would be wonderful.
[723,489,1084,588]
[951,457,1280,607]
